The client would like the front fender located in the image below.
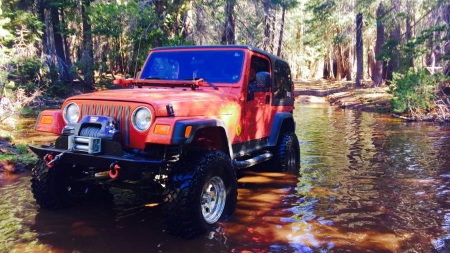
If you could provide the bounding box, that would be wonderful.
[34,110,65,135]
[145,118,233,158]
[173,118,233,159]
[171,119,229,145]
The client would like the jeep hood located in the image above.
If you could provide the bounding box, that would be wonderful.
[66,88,239,117]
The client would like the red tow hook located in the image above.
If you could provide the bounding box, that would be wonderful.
[109,162,121,179]
[43,148,72,169]
[43,154,55,168]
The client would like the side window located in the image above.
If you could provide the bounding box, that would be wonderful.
[248,55,270,90]
[273,60,292,103]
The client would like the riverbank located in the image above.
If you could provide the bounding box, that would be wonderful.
[294,79,392,113]
[0,137,37,176]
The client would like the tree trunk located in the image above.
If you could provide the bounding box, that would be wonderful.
[270,8,276,53]
[195,3,205,45]
[276,7,285,56]
[373,3,385,86]
[368,46,376,78]
[323,57,332,79]
[343,47,352,81]
[323,49,334,79]
[356,13,363,86]
[182,0,195,41]
[387,0,401,82]
[263,0,270,51]
[154,0,165,47]
[82,0,94,86]
[405,0,414,71]
[334,45,344,80]
[221,1,235,45]
[328,50,334,78]
[60,10,73,84]
[37,0,48,56]
[60,11,71,66]
[50,6,68,80]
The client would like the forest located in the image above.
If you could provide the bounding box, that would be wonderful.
[0,0,449,119]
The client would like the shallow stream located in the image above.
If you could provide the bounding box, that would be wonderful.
[1,99,450,252]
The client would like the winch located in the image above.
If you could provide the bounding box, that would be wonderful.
[62,115,121,154]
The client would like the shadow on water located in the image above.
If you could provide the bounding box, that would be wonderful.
[2,100,450,252]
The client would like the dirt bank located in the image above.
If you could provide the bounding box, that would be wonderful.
[325,86,392,112]
[0,138,31,176]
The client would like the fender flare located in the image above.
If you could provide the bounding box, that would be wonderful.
[268,112,296,146]
[172,119,234,159]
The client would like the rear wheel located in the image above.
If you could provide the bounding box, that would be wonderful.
[162,150,237,239]
[31,160,105,209]
[272,132,301,174]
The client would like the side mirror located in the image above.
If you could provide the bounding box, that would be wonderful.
[255,72,271,89]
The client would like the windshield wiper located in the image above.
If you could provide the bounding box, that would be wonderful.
[182,78,218,90]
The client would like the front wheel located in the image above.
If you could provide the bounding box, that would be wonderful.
[30,160,105,209]
[162,150,237,239]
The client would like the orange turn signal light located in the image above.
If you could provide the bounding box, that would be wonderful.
[185,126,192,138]
[154,124,171,135]
[41,115,54,124]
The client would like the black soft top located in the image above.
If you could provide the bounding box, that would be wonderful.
[152,45,289,66]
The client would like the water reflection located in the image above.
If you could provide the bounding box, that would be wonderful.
[1,101,450,252]
[292,102,450,252]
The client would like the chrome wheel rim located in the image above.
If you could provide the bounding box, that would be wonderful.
[201,176,226,224]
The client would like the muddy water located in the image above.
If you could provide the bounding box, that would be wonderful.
[2,101,450,252]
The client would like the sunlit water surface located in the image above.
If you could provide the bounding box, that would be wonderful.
[1,100,450,253]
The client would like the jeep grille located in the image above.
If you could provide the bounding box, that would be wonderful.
[79,103,131,146]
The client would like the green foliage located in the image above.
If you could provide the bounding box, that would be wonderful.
[1,3,43,46]
[89,1,162,74]
[89,2,128,38]
[16,144,27,154]
[9,57,41,94]
[0,152,38,165]
[162,33,194,47]
[376,39,399,62]
[376,19,448,74]
[96,76,114,89]
[0,1,13,43]
[46,82,68,96]
[333,32,350,45]
[388,68,448,114]
[0,138,38,166]
[20,107,34,116]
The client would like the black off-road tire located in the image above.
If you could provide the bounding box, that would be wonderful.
[162,150,237,239]
[272,132,301,174]
[30,160,106,209]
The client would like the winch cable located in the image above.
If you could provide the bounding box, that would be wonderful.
[80,126,101,137]
[44,147,74,168]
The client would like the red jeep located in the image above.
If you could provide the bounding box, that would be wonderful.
[30,45,300,238]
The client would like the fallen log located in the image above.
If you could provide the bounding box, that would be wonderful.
[391,114,417,121]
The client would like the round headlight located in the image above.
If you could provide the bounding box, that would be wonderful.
[63,102,80,124]
[132,106,152,131]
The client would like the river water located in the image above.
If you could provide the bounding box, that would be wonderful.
[1,99,450,252]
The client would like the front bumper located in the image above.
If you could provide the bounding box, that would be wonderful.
[29,145,164,175]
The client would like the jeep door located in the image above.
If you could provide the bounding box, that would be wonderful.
[241,54,272,142]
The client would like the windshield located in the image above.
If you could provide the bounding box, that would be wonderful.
[140,50,245,83]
